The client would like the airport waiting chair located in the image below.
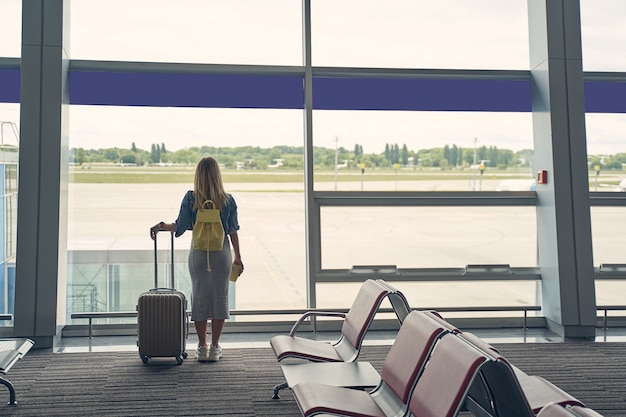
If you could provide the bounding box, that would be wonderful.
[374,279,412,323]
[420,310,584,417]
[270,279,406,363]
[291,310,453,417]
[405,333,489,417]
[0,338,34,406]
[456,330,584,417]
[517,375,585,414]
[270,279,411,398]
[418,312,534,417]
[421,309,460,333]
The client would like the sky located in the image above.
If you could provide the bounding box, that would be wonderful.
[65,107,537,155]
[1,0,626,155]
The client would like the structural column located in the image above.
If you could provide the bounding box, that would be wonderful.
[14,0,69,348]
[302,0,319,308]
[528,0,596,337]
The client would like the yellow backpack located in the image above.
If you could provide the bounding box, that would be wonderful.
[192,200,225,271]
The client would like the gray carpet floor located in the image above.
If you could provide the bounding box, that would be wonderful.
[1,342,624,416]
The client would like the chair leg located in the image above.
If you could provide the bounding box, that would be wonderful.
[272,381,289,399]
[0,376,16,406]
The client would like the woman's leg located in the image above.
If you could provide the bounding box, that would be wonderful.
[211,319,225,347]
[195,319,208,347]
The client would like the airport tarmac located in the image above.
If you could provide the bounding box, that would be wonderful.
[66,182,626,313]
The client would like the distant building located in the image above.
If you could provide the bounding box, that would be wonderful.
[268,159,284,168]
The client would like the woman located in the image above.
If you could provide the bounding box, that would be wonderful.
[150,156,243,362]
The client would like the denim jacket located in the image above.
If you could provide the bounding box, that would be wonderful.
[174,190,239,237]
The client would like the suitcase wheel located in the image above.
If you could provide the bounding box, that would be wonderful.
[182,352,188,359]
[140,353,149,364]
[175,354,184,365]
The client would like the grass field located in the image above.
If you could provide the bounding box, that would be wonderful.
[69,164,538,184]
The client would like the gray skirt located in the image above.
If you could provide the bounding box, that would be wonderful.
[188,237,232,321]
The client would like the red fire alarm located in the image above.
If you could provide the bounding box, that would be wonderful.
[537,170,548,184]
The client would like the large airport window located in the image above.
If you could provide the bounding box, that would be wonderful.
[68,105,307,317]
[581,0,626,71]
[15,0,619,332]
[0,0,20,58]
[311,0,529,69]
[320,206,537,269]
[69,0,302,65]
[312,110,534,192]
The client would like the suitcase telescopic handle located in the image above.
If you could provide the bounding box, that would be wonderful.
[153,231,175,289]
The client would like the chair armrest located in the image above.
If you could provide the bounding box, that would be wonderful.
[0,339,34,374]
[289,311,347,336]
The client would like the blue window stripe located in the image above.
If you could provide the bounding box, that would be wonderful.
[584,82,626,113]
[0,69,20,103]
[2,69,626,113]
[69,72,532,111]
[312,78,532,112]
[69,72,305,109]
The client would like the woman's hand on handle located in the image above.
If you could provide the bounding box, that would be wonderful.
[150,221,171,240]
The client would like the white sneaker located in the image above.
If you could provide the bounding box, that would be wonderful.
[196,345,209,362]
[208,345,222,362]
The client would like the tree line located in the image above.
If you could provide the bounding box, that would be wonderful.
[68,142,626,171]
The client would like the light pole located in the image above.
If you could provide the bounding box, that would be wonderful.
[472,137,478,191]
[473,137,477,165]
[360,163,365,191]
[595,164,600,191]
[394,163,399,191]
[334,136,339,191]
[479,162,485,191]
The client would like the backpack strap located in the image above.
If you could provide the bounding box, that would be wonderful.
[203,200,213,272]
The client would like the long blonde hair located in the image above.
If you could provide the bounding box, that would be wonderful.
[193,157,228,210]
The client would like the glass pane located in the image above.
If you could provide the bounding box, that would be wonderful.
[4,164,17,259]
[321,206,537,269]
[586,114,626,192]
[590,207,626,266]
[315,281,541,309]
[68,106,306,315]
[0,107,18,322]
[382,281,539,313]
[595,280,626,308]
[313,110,534,191]
[581,0,626,71]
[312,0,529,69]
[69,0,302,65]
[316,281,541,320]
[0,0,21,58]
[593,202,626,332]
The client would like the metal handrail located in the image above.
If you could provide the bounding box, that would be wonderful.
[71,305,542,338]
[596,305,626,329]
[70,305,626,337]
